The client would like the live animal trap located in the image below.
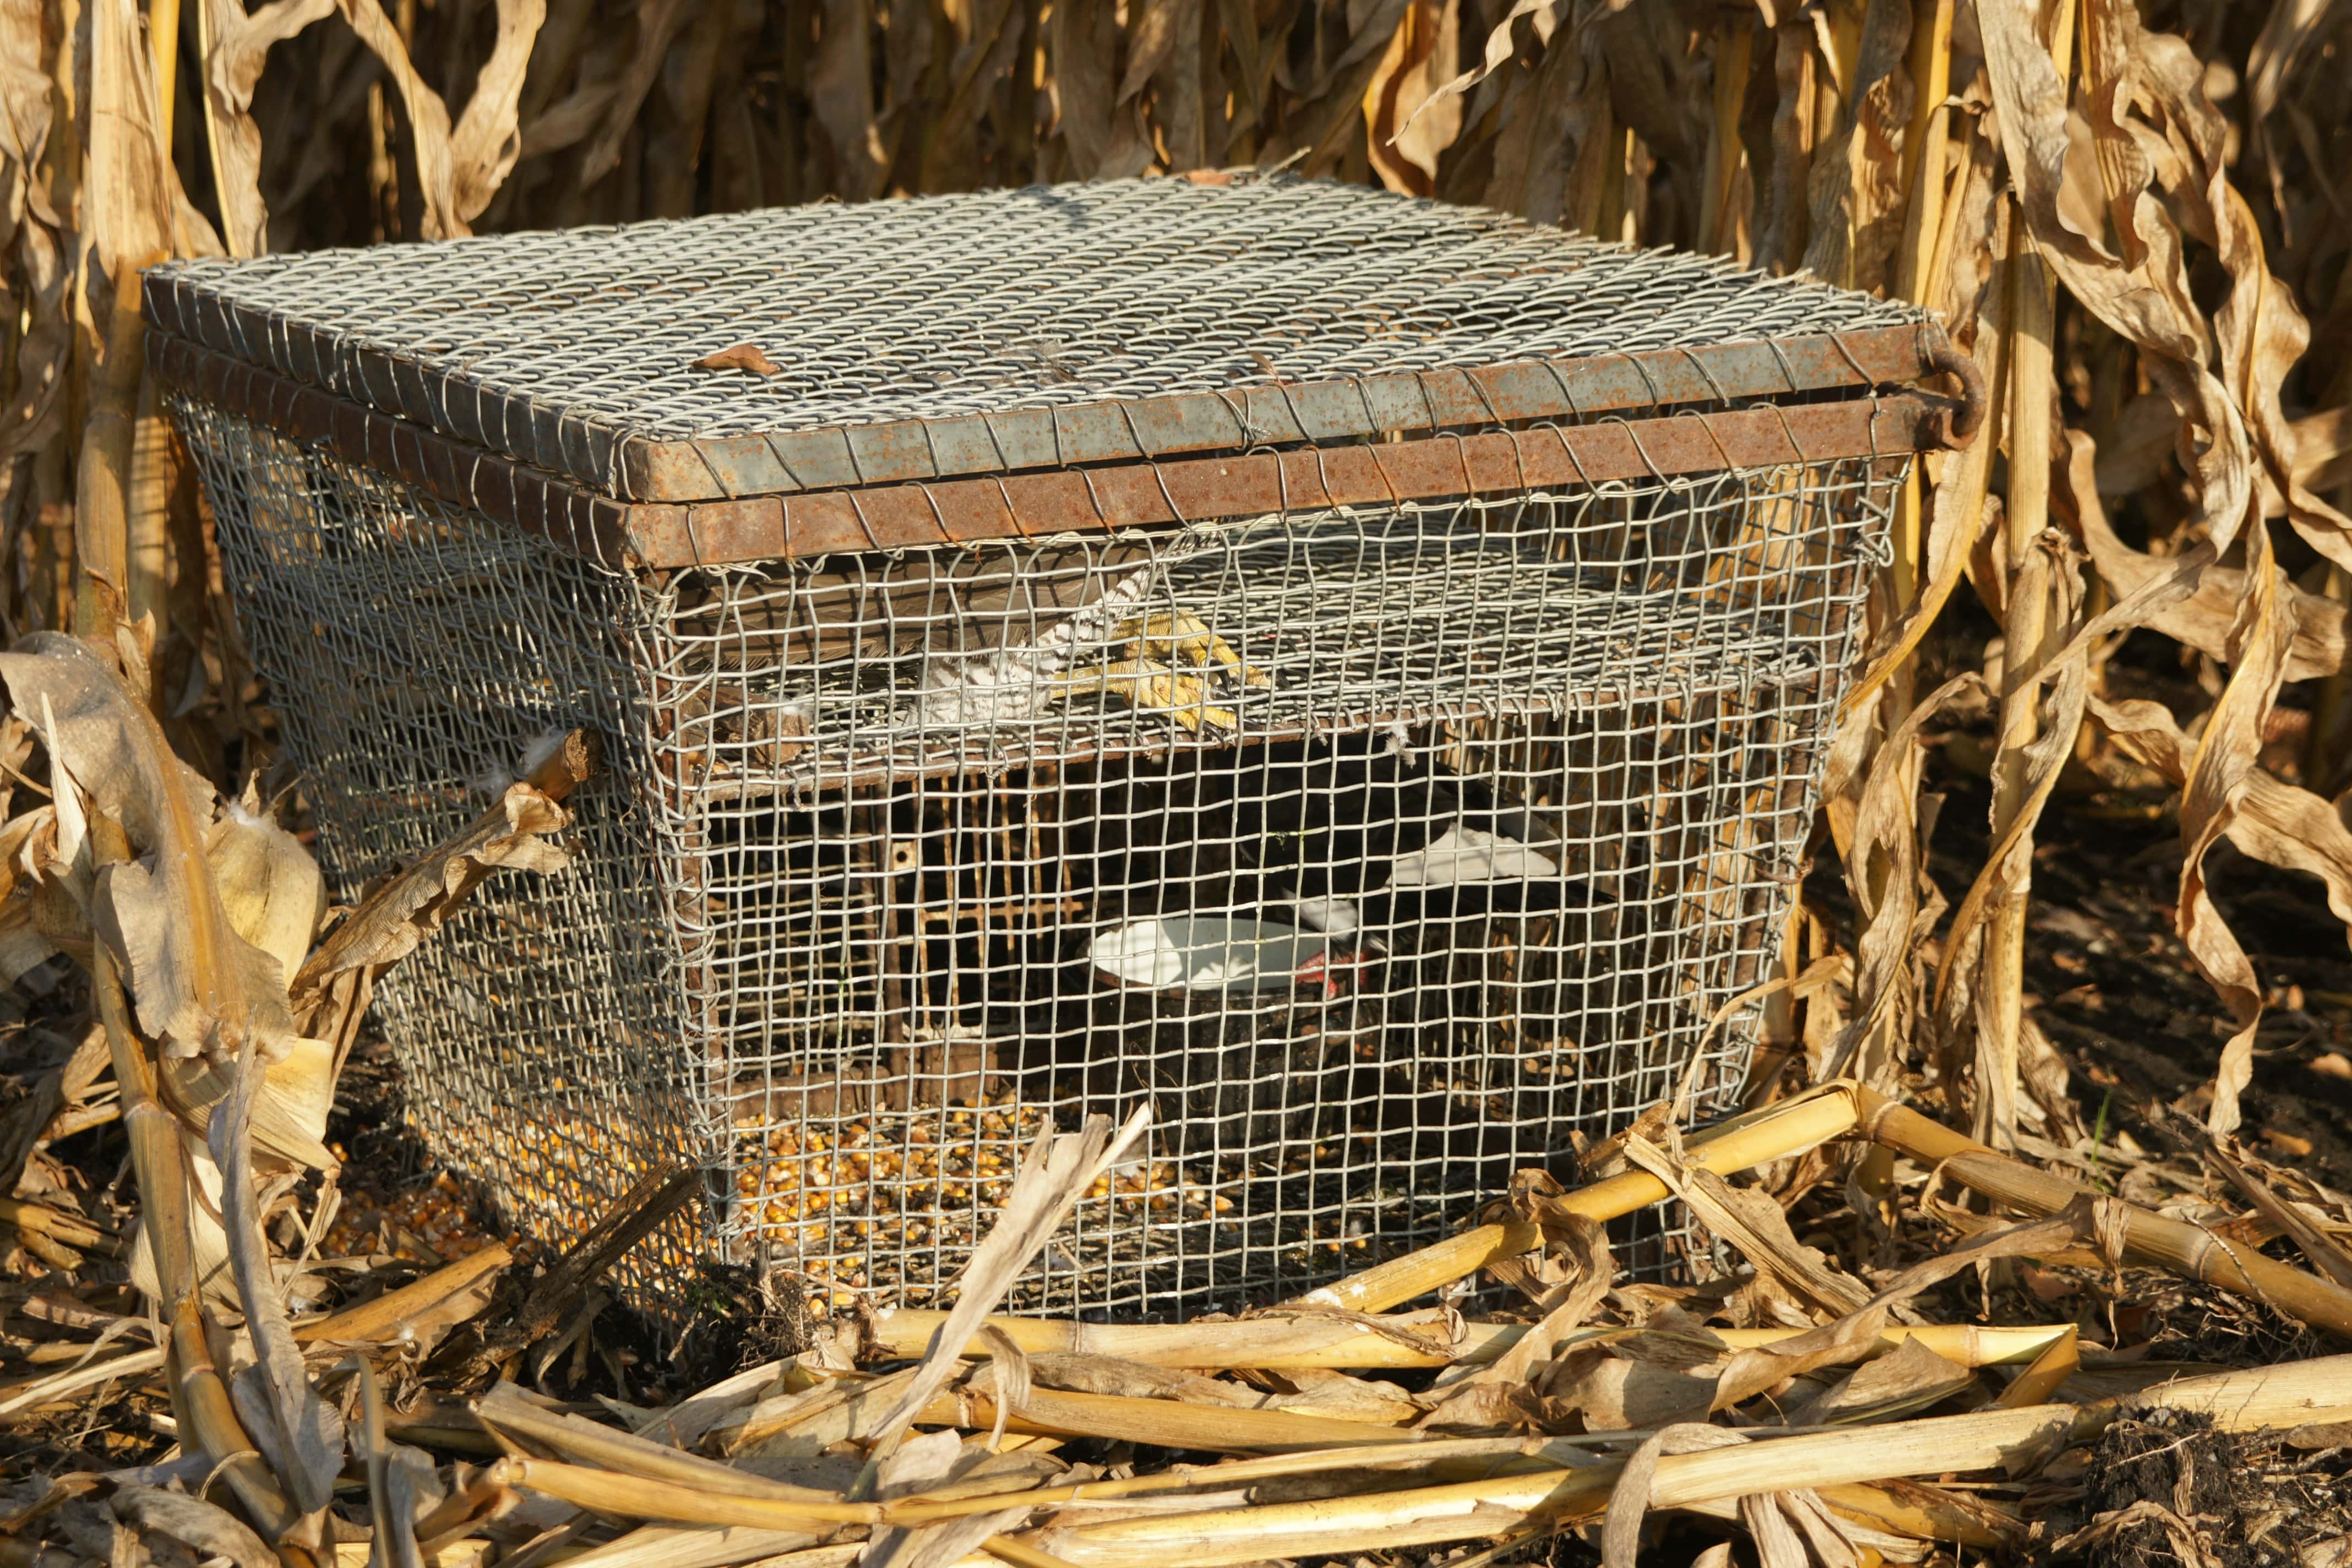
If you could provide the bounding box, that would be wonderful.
[148,175,1981,1318]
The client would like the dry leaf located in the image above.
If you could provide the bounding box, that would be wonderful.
[195,0,339,257]
[449,0,548,221]
[336,0,464,237]
[693,343,785,375]
[1542,1346,1719,1430]
[1623,1136,1870,1319]
[1795,1336,1977,1424]
[211,1046,344,1515]
[1712,1206,2094,1412]
[108,1487,275,1568]
[288,781,574,1019]
[0,636,302,1066]
[205,777,325,987]
[858,1108,1150,1460]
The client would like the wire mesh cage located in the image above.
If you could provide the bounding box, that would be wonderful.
[148,174,1980,1321]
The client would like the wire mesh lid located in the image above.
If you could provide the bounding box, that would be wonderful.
[145,174,1937,507]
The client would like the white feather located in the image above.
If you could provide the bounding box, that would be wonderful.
[1390,826,1559,889]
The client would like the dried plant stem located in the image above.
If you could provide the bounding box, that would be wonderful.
[0,1346,168,1419]
[1981,239,2058,1151]
[293,1243,511,1344]
[923,1385,1424,1452]
[897,1436,1626,1522]
[489,1458,880,1529]
[127,0,184,630]
[1883,0,1954,721]
[1892,0,1954,304]
[864,1311,2073,1373]
[89,818,194,1304]
[1979,0,2082,1152]
[149,0,181,140]
[1036,1359,2352,1566]
[1292,1084,1862,1314]
[89,815,298,1542]
[475,1390,844,1503]
[1991,1324,2079,1407]
[983,1538,1082,1568]
[1858,1088,2352,1338]
[1839,269,2011,719]
[0,1195,111,1250]
[1815,1482,2021,1550]
[170,1295,307,1543]
[75,275,144,639]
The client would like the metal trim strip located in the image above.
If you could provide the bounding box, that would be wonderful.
[150,330,1957,574]
[144,264,1957,505]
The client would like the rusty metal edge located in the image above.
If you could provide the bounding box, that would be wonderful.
[142,265,1948,505]
[610,322,1956,504]
[148,330,644,571]
[640,394,1944,569]
[150,328,1945,574]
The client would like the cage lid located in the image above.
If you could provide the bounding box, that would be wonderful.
[146,174,1942,517]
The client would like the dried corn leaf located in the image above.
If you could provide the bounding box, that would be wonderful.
[1710,1206,2092,1413]
[1541,1344,1719,1431]
[1364,0,1461,195]
[0,0,71,465]
[1984,0,2253,547]
[1605,1424,1750,1568]
[88,0,178,273]
[2072,435,2345,680]
[2093,692,2352,959]
[1817,676,1973,1085]
[1621,1136,1870,1319]
[287,781,573,1016]
[337,0,463,236]
[860,1107,1149,1458]
[206,778,325,986]
[1419,1213,1608,1428]
[1739,1490,1813,1568]
[557,1528,842,1568]
[1793,1337,1976,1425]
[450,0,548,221]
[196,0,339,257]
[211,1045,344,1515]
[0,635,296,1056]
[1402,0,1567,138]
[1799,0,1912,292]
[108,1486,275,1568]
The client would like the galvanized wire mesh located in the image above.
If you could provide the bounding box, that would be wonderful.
[171,388,1898,1321]
[147,175,1923,497]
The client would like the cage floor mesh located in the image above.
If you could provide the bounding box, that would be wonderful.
[176,389,1896,1320]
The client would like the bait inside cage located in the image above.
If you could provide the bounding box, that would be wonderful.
[146,172,1973,1322]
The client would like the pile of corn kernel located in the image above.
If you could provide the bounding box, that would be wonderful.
[429,1116,703,1276]
[322,1166,514,1264]
[733,1095,1233,1306]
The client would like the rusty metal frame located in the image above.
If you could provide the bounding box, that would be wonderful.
[150,329,1972,573]
[146,253,1967,507]
[602,323,1961,503]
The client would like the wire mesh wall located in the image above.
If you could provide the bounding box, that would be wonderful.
[173,389,1899,1319]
